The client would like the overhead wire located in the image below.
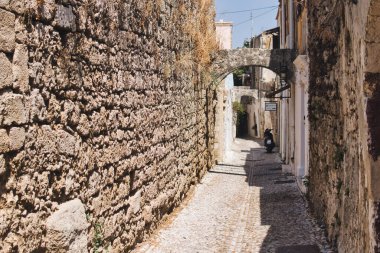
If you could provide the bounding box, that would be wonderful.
[234,7,278,27]
[217,5,278,15]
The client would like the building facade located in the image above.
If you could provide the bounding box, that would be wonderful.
[249,28,280,143]
[276,0,309,191]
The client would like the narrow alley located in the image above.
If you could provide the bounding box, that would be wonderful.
[134,138,331,253]
[1,0,379,251]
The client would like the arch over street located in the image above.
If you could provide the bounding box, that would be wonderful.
[211,48,297,84]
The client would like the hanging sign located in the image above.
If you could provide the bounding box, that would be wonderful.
[265,102,278,111]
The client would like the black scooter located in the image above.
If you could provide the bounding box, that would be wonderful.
[264,129,275,153]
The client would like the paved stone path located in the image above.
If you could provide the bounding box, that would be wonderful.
[133,138,332,253]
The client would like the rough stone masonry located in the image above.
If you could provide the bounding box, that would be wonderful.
[0,0,217,252]
[308,0,380,252]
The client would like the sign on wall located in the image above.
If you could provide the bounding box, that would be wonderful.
[265,102,278,111]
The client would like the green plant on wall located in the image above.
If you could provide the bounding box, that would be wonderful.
[233,68,248,86]
[302,175,310,187]
[243,39,250,48]
[93,223,104,252]
[233,101,244,113]
[233,101,245,127]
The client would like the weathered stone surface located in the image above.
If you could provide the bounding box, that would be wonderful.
[54,5,76,31]
[130,190,142,215]
[308,1,380,252]
[35,0,56,21]
[366,16,380,43]
[28,89,46,122]
[9,127,25,151]
[35,125,56,154]
[212,48,296,83]
[46,199,88,253]
[0,154,5,175]
[56,130,76,156]
[0,129,9,153]
[12,44,29,92]
[0,8,15,52]
[14,17,27,44]
[0,52,12,90]
[366,43,380,73]
[0,1,217,252]
[0,0,10,8]
[8,0,26,14]
[0,93,27,126]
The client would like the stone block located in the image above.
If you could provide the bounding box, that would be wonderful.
[34,0,56,21]
[46,199,88,253]
[0,52,12,90]
[9,127,25,151]
[12,44,29,92]
[0,93,28,126]
[116,129,124,141]
[129,190,142,214]
[0,154,5,175]
[36,125,56,154]
[0,8,15,53]
[0,129,9,153]
[15,17,27,44]
[28,89,46,122]
[56,130,76,156]
[0,0,10,8]
[9,0,27,14]
[53,5,76,31]
[366,43,380,73]
[369,1,380,16]
[366,16,380,43]
[8,0,55,18]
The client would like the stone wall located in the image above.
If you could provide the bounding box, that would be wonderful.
[0,0,217,252]
[307,0,380,252]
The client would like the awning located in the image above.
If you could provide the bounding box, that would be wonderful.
[265,84,291,98]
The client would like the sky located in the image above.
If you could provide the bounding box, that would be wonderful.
[215,0,279,48]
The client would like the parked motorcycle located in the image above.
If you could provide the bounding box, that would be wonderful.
[264,128,275,153]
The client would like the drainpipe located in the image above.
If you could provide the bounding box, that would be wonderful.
[288,0,294,167]
[281,0,294,162]
[281,0,286,48]
[280,0,286,160]
[289,0,294,49]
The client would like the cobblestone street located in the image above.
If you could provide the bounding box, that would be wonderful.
[134,138,332,253]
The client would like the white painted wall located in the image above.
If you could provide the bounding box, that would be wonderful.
[294,55,309,179]
[224,74,234,156]
[215,21,234,162]
[277,0,310,194]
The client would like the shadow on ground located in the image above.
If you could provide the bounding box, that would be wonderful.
[242,137,321,253]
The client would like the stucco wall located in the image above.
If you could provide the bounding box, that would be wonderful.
[215,21,233,50]
[214,21,233,163]
[0,1,217,252]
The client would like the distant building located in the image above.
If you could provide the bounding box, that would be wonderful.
[242,28,280,142]
[276,0,309,191]
[215,21,233,50]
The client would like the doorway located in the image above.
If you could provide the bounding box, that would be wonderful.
[237,112,248,137]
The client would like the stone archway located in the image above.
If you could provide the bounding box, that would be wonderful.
[210,48,295,163]
[211,48,297,84]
